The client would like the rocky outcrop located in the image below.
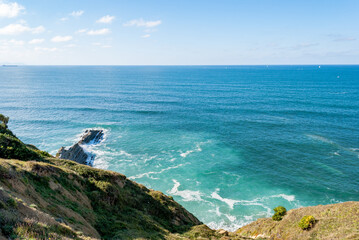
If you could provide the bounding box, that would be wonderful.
[56,129,104,165]
[79,129,104,144]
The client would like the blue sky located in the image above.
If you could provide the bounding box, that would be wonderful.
[0,0,358,65]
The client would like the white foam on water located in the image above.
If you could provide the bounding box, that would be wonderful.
[270,194,296,202]
[225,214,236,222]
[333,151,340,156]
[119,150,132,157]
[244,215,254,221]
[211,189,239,209]
[180,150,194,158]
[207,218,253,232]
[143,155,157,163]
[179,140,210,158]
[129,164,187,180]
[168,179,203,202]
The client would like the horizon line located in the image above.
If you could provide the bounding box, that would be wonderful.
[2,64,359,67]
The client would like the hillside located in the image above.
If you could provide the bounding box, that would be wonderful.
[0,114,358,240]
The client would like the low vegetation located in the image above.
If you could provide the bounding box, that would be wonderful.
[272,206,287,221]
[298,215,316,230]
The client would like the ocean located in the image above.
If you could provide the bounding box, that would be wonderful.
[1,65,358,231]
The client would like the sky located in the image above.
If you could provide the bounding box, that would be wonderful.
[0,0,358,65]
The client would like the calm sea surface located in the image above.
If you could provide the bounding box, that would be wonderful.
[1,65,358,230]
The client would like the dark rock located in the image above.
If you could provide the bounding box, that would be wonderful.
[56,129,104,165]
[79,130,104,144]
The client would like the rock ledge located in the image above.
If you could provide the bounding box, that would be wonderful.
[56,129,104,165]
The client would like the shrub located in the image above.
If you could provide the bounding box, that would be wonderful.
[7,198,17,208]
[298,215,315,230]
[272,206,287,221]
[0,114,9,125]
[0,133,41,160]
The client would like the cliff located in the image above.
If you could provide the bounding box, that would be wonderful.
[0,115,358,240]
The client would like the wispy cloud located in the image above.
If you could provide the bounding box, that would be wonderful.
[76,28,87,33]
[0,1,24,18]
[34,47,57,52]
[60,17,68,21]
[51,35,73,42]
[0,23,45,35]
[334,37,356,42]
[123,18,161,28]
[141,34,151,38]
[96,15,115,24]
[92,42,112,48]
[291,43,318,50]
[70,10,84,17]
[87,28,110,35]
[29,38,44,44]
[1,39,24,45]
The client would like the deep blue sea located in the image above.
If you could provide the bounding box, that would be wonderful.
[1,65,358,230]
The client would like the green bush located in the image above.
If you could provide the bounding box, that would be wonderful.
[272,206,287,221]
[0,114,9,125]
[0,133,41,160]
[7,198,17,208]
[298,215,315,230]
[272,212,282,221]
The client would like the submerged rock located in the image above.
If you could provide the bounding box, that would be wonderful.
[56,129,104,165]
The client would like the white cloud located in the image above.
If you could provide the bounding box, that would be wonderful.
[87,28,110,35]
[0,1,24,18]
[34,47,57,52]
[141,34,151,38]
[96,15,115,24]
[123,18,161,28]
[70,10,84,17]
[0,23,45,35]
[76,28,87,33]
[51,35,73,42]
[1,39,24,45]
[60,17,68,21]
[29,38,44,44]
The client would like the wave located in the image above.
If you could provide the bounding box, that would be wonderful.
[211,189,296,211]
[306,134,334,144]
[306,134,359,158]
[211,189,239,209]
[168,179,203,202]
[179,141,210,158]
[119,150,132,157]
[129,164,187,180]
[143,155,157,163]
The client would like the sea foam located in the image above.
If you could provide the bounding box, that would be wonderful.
[168,179,203,202]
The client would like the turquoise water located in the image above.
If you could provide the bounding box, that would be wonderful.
[1,65,358,230]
